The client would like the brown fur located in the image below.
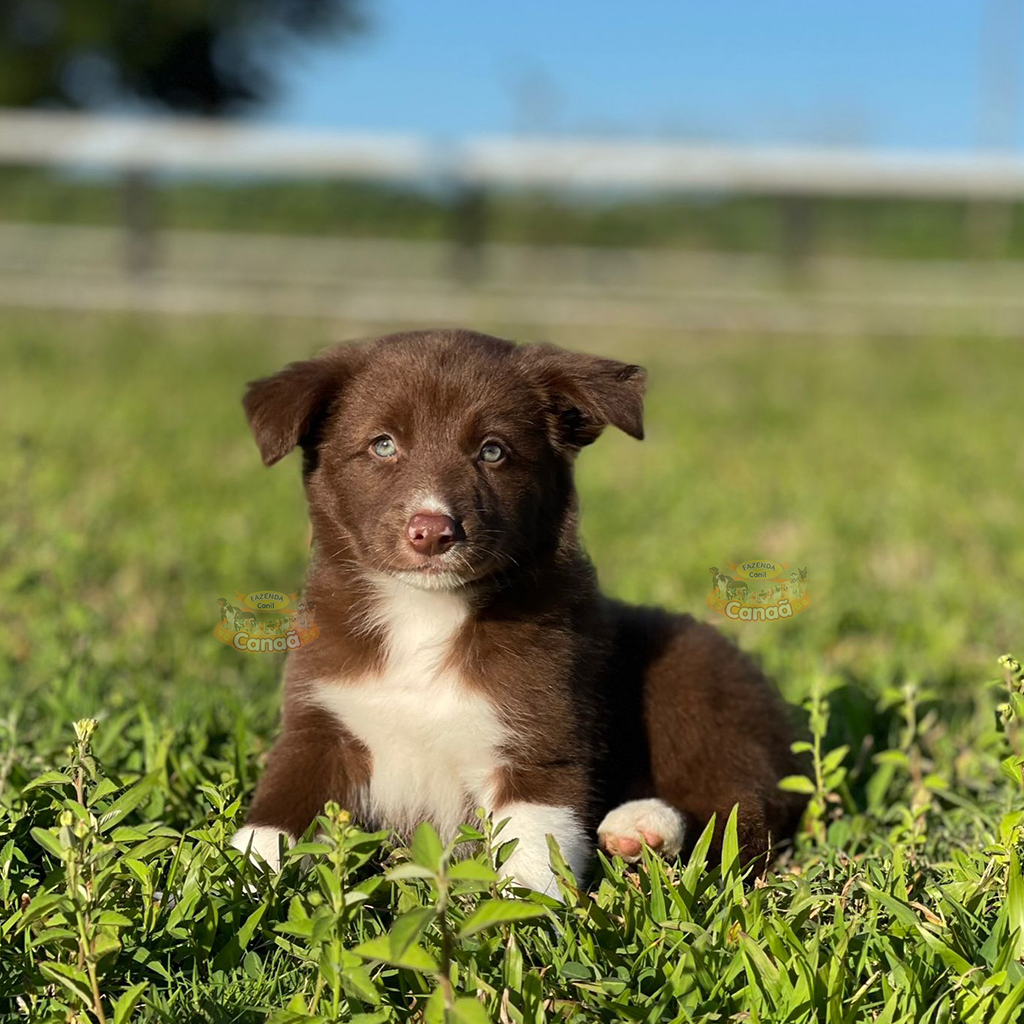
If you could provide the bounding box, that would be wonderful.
[239,328,805,871]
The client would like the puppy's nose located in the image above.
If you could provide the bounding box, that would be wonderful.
[407,513,459,556]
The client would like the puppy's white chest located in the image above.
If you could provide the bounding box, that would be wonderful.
[307,579,508,838]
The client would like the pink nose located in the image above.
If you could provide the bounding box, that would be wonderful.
[407,513,459,556]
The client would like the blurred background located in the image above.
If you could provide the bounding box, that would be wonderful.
[2,2,1023,729]
[3,0,1024,336]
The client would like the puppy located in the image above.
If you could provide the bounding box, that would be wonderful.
[231,330,805,893]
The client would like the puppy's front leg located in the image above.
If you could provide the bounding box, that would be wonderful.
[232,707,365,872]
[495,802,590,896]
[491,765,591,895]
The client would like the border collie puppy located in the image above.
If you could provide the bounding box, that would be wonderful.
[231,329,805,892]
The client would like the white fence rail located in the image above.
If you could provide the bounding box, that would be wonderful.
[3,110,1024,335]
[3,108,1024,197]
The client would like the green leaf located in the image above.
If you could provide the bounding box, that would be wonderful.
[386,863,437,881]
[1001,756,1024,787]
[680,814,716,905]
[1008,848,1024,961]
[423,986,446,1024]
[15,891,64,930]
[459,899,548,937]
[339,950,382,1004]
[20,770,71,793]
[545,832,577,888]
[113,981,149,1024]
[387,907,435,959]
[778,775,816,794]
[992,978,1024,1024]
[820,745,849,775]
[95,911,133,927]
[721,804,743,901]
[213,902,268,971]
[452,996,491,1024]
[447,859,498,882]
[39,961,94,1009]
[861,884,920,928]
[30,827,67,860]
[874,749,910,767]
[740,934,782,1005]
[353,935,437,973]
[99,773,158,832]
[288,841,333,857]
[410,821,444,873]
[916,924,972,974]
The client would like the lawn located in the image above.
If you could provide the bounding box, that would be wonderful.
[2,311,1023,1023]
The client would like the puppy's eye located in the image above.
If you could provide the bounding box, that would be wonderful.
[479,442,506,464]
[371,435,398,458]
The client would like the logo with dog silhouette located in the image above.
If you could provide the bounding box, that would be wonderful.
[706,561,810,622]
[214,588,319,653]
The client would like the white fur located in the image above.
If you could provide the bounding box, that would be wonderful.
[597,798,685,860]
[230,824,291,872]
[408,492,452,516]
[306,574,511,841]
[497,802,589,896]
[292,573,593,894]
[390,569,468,592]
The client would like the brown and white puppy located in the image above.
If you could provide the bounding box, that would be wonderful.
[231,329,805,893]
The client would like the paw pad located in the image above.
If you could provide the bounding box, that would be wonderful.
[596,798,684,862]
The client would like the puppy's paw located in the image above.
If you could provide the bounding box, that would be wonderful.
[230,825,292,873]
[597,798,685,861]
[495,802,590,899]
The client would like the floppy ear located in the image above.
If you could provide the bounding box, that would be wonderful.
[243,348,357,466]
[521,344,646,447]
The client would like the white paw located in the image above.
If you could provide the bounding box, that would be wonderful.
[495,802,590,898]
[597,798,685,862]
[230,825,292,872]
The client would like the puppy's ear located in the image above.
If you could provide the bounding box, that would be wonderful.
[243,348,357,466]
[521,344,646,447]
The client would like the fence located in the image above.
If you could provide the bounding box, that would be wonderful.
[3,109,1024,334]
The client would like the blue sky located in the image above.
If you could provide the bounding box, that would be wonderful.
[269,1,1024,151]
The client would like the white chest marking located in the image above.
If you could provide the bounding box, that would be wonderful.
[306,575,510,839]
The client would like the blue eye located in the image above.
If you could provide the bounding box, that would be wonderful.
[479,442,506,464]
[372,436,397,458]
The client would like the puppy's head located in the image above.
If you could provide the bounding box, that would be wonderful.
[243,329,645,590]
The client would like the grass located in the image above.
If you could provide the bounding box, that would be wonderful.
[2,310,1024,1022]
[5,168,1024,259]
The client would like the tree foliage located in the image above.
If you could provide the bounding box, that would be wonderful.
[0,0,365,115]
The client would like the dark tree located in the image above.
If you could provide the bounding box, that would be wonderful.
[0,0,365,115]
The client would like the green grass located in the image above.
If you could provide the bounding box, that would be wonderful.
[2,311,1024,1022]
[5,167,1024,259]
